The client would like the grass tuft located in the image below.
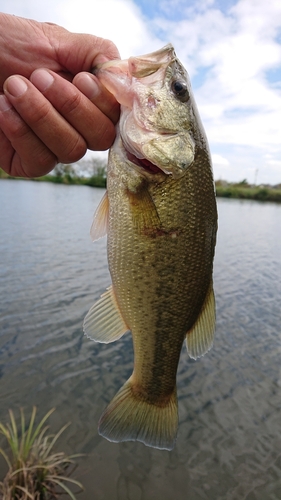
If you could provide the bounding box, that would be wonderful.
[0,407,84,499]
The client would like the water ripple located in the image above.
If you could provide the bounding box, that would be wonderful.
[1,182,281,499]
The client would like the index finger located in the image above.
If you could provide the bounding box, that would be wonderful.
[73,72,120,124]
[28,69,118,151]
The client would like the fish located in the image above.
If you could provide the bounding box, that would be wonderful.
[83,44,217,451]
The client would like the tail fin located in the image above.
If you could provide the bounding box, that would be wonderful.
[98,377,178,450]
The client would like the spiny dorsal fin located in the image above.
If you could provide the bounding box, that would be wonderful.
[83,285,129,343]
[186,282,216,359]
[90,191,109,241]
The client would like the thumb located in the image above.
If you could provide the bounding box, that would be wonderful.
[55,29,120,75]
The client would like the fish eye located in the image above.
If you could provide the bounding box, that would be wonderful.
[171,79,189,102]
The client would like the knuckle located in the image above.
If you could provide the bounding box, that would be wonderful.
[24,100,53,129]
[59,135,87,164]
[92,121,115,151]
[9,120,32,142]
[99,38,120,60]
[36,105,55,128]
[1,93,53,136]
[59,90,82,117]
[20,137,58,176]
[35,151,57,173]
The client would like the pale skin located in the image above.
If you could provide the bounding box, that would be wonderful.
[0,13,120,177]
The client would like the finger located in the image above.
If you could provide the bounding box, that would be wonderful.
[30,69,118,150]
[4,74,88,163]
[0,94,57,177]
[56,30,121,74]
[72,72,120,124]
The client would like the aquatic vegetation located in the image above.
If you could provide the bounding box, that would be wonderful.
[0,407,83,500]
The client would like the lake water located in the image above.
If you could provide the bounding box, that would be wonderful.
[0,179,281,500]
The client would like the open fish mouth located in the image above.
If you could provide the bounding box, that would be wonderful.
[120,114,180,177]
[126,151,164,175]
[122,130,190,180]
[95,44,195,180]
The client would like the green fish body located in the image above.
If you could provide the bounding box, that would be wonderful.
[84,44,217,450]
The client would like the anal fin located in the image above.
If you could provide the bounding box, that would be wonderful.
[83,285,129,343]
[186,281,216,359]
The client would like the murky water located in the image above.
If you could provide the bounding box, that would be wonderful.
[0,179,281,500]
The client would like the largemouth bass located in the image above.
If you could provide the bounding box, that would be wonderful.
[84,44,217,450]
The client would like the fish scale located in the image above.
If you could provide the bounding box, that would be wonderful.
[84,44,217,450]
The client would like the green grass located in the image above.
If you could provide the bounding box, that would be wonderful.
[0,407,84,500]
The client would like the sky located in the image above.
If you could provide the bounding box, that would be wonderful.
[1,0,281,184]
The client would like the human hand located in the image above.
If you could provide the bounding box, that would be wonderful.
[0,14,120,177]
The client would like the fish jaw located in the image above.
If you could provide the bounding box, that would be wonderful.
[119,107,196,179]
[93,43,175,105]
[94,44,200,179]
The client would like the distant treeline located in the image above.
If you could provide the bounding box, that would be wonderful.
[215,179,281,203]
[1,164,281,202]
[0,159,107,188]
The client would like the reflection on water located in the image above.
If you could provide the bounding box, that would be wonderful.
[0,180,281,499]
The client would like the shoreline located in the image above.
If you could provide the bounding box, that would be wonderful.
[215,184,281,203]
[1,170,281,203]
[0,171,107,188]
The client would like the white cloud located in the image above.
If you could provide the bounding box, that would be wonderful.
[149,0,281,184]
[55,0,162,58]
[212,154,230,167]
[0,0,162,57]
[0,0,63,23]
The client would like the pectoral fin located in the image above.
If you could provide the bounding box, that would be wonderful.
[127,188,161,234]
[90,191,109,241]
[186,282,216,359]
[83,285,129,343]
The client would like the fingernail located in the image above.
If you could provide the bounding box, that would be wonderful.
[0,94,12,112]
[5,76,28,97]
[30,69,54,92]
[75,73,100,100]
